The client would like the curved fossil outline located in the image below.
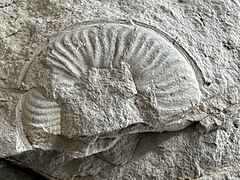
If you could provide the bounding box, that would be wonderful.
[19,19,204,86]
[19,20,202,144]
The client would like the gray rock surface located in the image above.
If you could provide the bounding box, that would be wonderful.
[0,159,46,180]
[0,0,240,179]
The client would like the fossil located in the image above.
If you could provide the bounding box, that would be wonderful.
[19,20,201,152]
[21,88,61,143]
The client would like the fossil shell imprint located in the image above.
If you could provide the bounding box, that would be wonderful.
[21,88,61,144]
[20,21,201,142]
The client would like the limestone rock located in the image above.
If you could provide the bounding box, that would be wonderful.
[0,0,240,179]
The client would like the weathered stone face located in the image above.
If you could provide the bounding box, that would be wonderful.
[59,64,140,137]
[0,0,240,179]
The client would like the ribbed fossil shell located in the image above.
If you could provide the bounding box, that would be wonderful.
[21,89,61,143]
[21,21,201,143]
[45,22,201,114]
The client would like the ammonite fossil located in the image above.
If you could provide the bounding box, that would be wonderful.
[19,20,201,152]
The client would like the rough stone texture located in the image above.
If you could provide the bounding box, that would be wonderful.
[0,0,240,179]
[0,159,46,180]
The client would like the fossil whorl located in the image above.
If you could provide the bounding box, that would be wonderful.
[21,88,61,144]
[20,21,201,143]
